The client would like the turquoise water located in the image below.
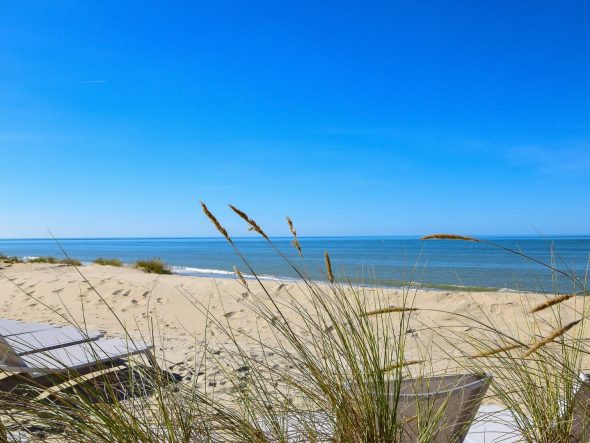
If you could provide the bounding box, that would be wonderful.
[0,237,588,292]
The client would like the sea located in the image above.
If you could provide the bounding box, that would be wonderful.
[0,237,588,293]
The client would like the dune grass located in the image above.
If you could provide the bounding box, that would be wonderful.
[60,258,83,266]
[135,259,172,275]
[27,256,59,264]
[93,257,123,267]
[27,256,82,266]
[421,234,590,443]
[0,210,588,442]
[0,253,23,264]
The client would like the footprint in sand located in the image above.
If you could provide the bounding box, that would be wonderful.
[142,291,150,298]
[223,311,237,319]
[489,303,510,314]
[112,289,123,295]
[122,289,131,296]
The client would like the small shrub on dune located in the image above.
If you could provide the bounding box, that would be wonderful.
[0,253,23,264]
[135,259,172,275]
[60,258,82,266]
[28,256,59,264]
[28,256,82,266]
[93,257,123,267]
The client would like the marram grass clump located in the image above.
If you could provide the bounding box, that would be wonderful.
[135,259,172,275]
[93,257,123,267]
[60,258,83,266]
[27,256,59,264]
[28,256,82,266]
[0,253,23,264]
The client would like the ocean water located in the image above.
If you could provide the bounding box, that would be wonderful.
[0,237,588,292]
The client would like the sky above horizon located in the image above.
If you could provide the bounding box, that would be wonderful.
[1,1,589,238]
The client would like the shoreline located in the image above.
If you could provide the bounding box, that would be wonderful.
[6,256,518,294]
[2,236,587,294]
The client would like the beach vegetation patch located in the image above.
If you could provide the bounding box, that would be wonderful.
[28,256,59,264]
[93,257,123,267]
[0,253,23,264]
[135,258,172,274]
[60,258,82,266]
[27,256,82,266]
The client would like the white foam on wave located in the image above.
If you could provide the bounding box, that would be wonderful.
[171,266,235,276]
[171,266,298,283]
[254,273,298,283]
[497,287,528,293]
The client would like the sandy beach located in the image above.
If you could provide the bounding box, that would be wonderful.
[1,261,586,396]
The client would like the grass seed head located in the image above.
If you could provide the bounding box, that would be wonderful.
[233,266,248,288]
[469,343,522,359]
[362,306,418,317]
[524,319,582,357]
[229,205,269,240]
[529,294,575,314]
[324,250,334,283]
[421,234,480,242]
[201,202,231,242]
[286,217,297,238]
[286,217,303,257]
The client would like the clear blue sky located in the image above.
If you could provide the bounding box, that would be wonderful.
[1,1,589,238]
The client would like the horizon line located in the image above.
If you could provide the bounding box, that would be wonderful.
[2,234,590,241]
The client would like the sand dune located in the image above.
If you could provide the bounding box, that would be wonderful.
[0,262,586,395]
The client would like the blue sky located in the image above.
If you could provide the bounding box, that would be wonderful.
[1,1,589,238]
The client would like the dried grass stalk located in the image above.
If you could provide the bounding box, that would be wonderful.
[233,266,248,288]
[286,217,297,237]
[529,294,574,314]
[324,250,334,283]
[291,239,302,257]
[421,234,480,242]
[524,319,582,357]
[469,343,522,359]
[287,217,302,257]
[381,359,425,373]
[229,205,269,240]
[201,202,231,242]
[362,306,418,316]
